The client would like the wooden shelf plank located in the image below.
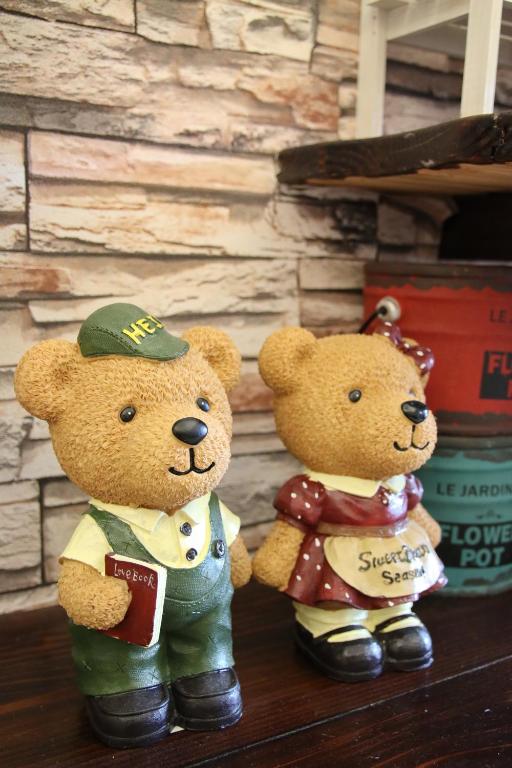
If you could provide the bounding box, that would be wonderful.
[1,582,511,767]
[204,658,512,768]
[278,112,512,196]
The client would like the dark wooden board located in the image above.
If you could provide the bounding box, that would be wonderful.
[204,659,512,768]
[278,112,512,195]
[1,583,511,768]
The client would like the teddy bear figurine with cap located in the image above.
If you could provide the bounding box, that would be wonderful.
[15,303,252,748]
[252,320,446,682]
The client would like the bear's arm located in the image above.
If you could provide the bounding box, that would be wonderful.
[229,534,252,588]
[408,503,442,549]
[405,474,442,548]
[252,520,305,591]
[219,499,251,588]
[58,558,132,630]
[252,475,323,590]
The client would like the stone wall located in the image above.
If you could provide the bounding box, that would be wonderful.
[0,0,366,613]
[0,0,503,613]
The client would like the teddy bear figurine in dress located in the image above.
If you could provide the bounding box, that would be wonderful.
[252,321,446,682]
[15,303,251,748]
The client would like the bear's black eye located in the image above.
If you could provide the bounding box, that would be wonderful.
[196,397,210,412]
[119,406,136,423]
[348,389,362,403]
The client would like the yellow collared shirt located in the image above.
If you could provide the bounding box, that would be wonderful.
[60,493,240,574]
[305,468,406,498]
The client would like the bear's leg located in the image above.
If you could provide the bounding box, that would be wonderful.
[365,602,433,671]
[69,624,173,748]
[293,602,383,682]
[166,601,243,730]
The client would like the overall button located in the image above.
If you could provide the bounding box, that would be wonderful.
[180,522,192,536]
[186,548,198,562]
[213,539,225,558]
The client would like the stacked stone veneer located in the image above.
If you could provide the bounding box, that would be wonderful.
[1,0,508,613]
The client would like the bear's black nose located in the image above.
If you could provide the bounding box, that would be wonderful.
[172,417,208,446]
[401,400,429,424]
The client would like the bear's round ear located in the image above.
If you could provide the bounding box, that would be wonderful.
[259,327,316,395]
[182,327,241,393]
[15,340,80,422]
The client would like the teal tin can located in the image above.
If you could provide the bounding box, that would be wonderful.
[417,435,512,596]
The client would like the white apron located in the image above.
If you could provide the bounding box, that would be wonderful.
[323,519,443,598]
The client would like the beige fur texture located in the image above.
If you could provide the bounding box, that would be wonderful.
[259,329,437,479]
[58,560,132,630]
[251,521,305,590]
[409,502,442,548]
[229,534,253,588]
[253,327,440,590]
[15,325,251,629]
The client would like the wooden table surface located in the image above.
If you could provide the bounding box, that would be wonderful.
[1,582,511,768]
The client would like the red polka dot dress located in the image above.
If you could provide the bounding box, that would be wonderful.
[275,473,446,611]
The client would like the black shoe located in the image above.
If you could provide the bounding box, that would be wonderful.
[375,613,433,671]
[172,668,242,731]
[294,622,383,682]
[85,684,173,748]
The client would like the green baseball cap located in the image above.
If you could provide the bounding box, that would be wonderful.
[77,303,189,361]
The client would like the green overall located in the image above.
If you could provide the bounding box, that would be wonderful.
[69,494,234,696]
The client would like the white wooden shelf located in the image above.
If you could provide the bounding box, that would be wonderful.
[357,0,512,138]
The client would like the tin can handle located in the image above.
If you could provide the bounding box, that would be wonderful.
[376,296,401,322]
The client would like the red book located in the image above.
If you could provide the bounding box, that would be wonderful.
[102,553,167,647]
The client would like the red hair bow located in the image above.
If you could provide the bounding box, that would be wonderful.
[372,321,435,376]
